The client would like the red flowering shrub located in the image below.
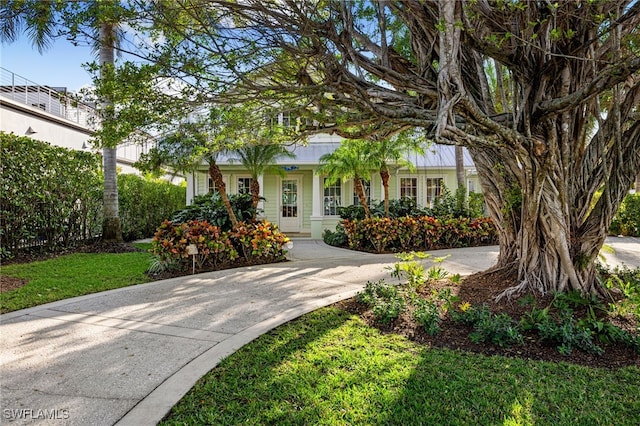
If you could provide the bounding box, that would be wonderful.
[230,220,290,260]
[331,216,497,253]
[151,219,288,274]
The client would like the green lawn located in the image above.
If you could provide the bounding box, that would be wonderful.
[162,307,640,426]
[0,243,153,313]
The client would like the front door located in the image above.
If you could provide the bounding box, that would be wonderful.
[280,177,300,233]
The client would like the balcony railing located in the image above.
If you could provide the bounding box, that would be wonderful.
[0,67,98,129]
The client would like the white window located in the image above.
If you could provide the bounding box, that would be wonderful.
[208,175,229,194]
[400,177,418,202]
[237,177,253,195]
[324,178,342,216]
[426,178,444,207]
[467,178,478,194]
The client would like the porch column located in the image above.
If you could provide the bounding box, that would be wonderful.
[310,172,323,239]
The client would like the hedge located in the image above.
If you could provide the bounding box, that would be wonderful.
[1,132,103,256]
[0,132,185,257]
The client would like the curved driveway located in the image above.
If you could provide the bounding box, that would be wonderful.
[0,238,636,425]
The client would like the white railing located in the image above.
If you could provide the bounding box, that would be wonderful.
[0,67,98,129]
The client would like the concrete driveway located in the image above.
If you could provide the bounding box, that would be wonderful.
[0,238,636,425]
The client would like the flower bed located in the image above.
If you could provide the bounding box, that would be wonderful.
[150,219,290,274]
[326,216,497,254]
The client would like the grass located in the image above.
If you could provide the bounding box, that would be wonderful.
[162,307,640,426]
[0,243,153,313]
[3,245,638,423]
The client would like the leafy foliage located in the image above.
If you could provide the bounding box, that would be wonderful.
[357,280,406,325]
[0,132,185,257]
[171,192,257,231]
[117,174,186,241]
[1,132,102,256]
[150,219,289,273]
[327,216,497,253]
[609,193,640,236]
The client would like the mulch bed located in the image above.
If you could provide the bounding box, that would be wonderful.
[335,268,639,369]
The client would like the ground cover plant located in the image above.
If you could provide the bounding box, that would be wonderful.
[161,308,640,425]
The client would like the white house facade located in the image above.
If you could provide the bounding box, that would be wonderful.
[187,133,481,239]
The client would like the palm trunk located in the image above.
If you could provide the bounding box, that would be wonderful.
[250,178,261,214]
[354,178,372,218]
[380,166,390,217]
[100,22,122,242]
[209,161,238,226]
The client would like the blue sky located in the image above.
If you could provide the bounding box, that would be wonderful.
[1,37,96,92]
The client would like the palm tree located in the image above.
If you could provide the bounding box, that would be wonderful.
[317,139,374,218]
[366,135,425,217]
[144,121,241,227]
[0,1,128,242]
[227,144,295,215]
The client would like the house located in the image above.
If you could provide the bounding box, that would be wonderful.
[0,66,156,175]
[186,133,480,239]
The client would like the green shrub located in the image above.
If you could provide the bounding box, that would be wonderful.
[453,304,523,348]
[118,174,186,241]
[322,226,348,247]
[171,192,257,231]
[357,279,406,324]
[0,132,103,256]
[413,298,441,335]
[609,193,640,236]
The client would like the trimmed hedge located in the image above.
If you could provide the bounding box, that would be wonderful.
[0,132,185,257]
[118,174,186,241]
[326,216,498,254]
[150,219,289,273]
[1,132,103,256]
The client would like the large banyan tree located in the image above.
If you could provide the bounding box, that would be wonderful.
[138,0,640,297]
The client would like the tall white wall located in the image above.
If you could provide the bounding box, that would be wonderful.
[1,98,92,151]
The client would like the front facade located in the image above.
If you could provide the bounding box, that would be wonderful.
[186,134,481,239]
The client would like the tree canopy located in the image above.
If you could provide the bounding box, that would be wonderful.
[126,0,639,297]
[8,1,638,296]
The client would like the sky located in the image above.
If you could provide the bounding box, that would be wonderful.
[1,36,97,92]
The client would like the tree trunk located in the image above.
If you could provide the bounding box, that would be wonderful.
[380,166,390,217]
[470,127,636,299]
[209,161,238,226]
[455,145,464,189]
[100,22,122,242]
[250,178,261,215]
[636,174,640,193]
[354,178,372,218]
